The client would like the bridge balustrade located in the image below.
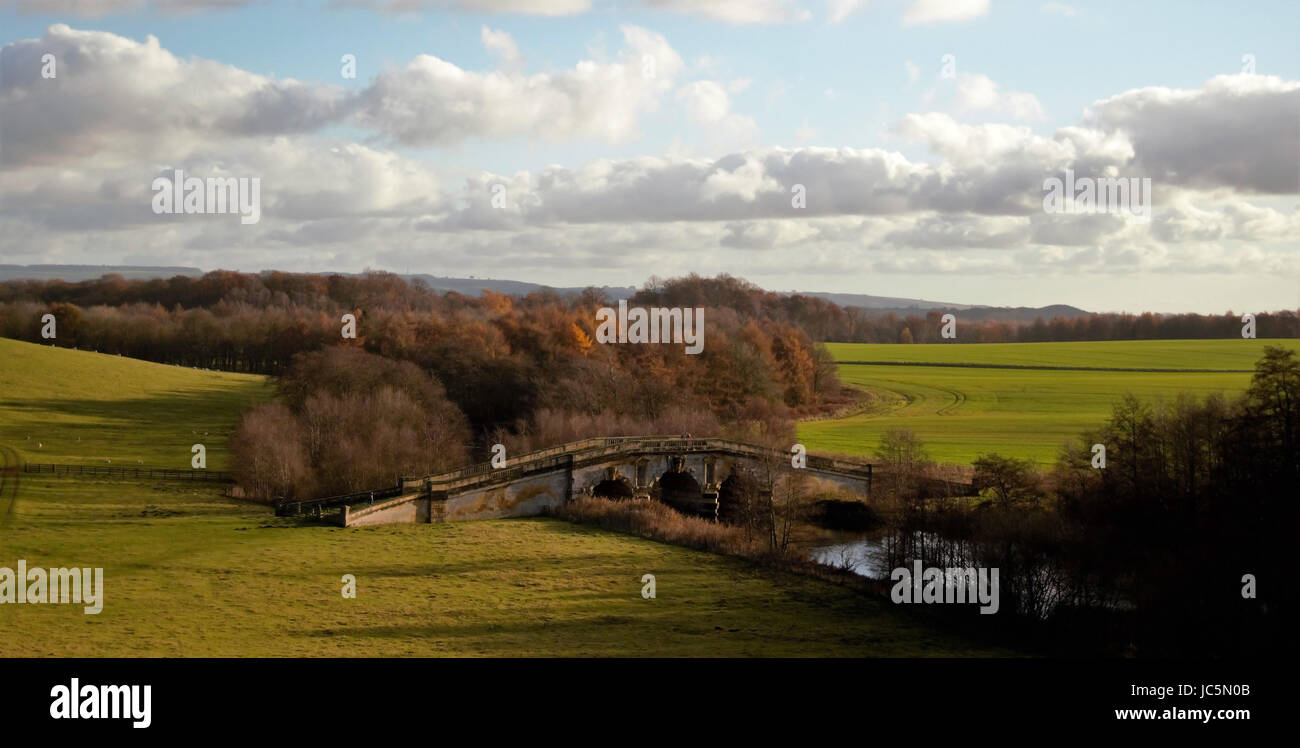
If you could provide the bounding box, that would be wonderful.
[277,435,873,517]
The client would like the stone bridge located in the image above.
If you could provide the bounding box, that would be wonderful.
[338,436,874,528]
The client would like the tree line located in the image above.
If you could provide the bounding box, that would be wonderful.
[4,272,1296,358]
[634,273,1300,343]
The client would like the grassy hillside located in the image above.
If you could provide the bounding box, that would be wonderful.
[0,338,1001,656]
[0,337,273,469]
[800,339,1300,465]
[823,339,1300,370]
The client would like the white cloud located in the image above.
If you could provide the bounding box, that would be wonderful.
[902,0,989,25]
[331,0,592,16]
[884,213,1031,249]
[645,0,812,24]
[0,24,689,160]
[4,0,258,16]
[480,26,521,70]
[826,0,865,24]
[678,80,732,123]
[954,73,1047,121]
[720,218,821,248]
[1151,198,1300,243]
[0,24,346,168]
[455,0,590,13]
[676,80,760,148]
[2,26,1296,294]
[352,25,684,145]
[700,153,782,201]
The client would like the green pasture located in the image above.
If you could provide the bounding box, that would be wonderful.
[801,339,1300,465]
[822,339,1300,370]
[0,337,273,469]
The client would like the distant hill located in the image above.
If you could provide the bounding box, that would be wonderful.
[348,275,1090,318]
[401,273,638,300]
[0,264,1087,318]
[853,303,1092,321]
[797,291,975,310]
[795,293,1089,319]
[401,280,981,310]
[955,304,1091,321]
[0,264,204,282]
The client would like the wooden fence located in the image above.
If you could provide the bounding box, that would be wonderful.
[22,463,233,482]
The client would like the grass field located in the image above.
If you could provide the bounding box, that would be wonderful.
[822,339,1299,370]
[800,339,1300,465]
[1,479,997,656]
[0,337,999,656]
[0,337,273,469]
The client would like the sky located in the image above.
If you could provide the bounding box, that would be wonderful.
[0,0,1297,313]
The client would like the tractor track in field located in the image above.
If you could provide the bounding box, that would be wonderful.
[935,386,967,415]
[861,376,968,417]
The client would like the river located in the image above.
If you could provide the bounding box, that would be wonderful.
[806,533,893,579]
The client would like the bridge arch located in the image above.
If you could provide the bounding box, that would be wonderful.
[717,468,760,525]
[656,468,705,517]
[592,474,634,499]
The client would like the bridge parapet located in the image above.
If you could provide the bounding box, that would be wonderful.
[277,435,875,526]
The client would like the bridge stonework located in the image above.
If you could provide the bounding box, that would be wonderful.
[335,437,873,528]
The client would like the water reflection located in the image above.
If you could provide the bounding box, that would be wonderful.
[808,535,891,579]
[810,530,1133,617]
